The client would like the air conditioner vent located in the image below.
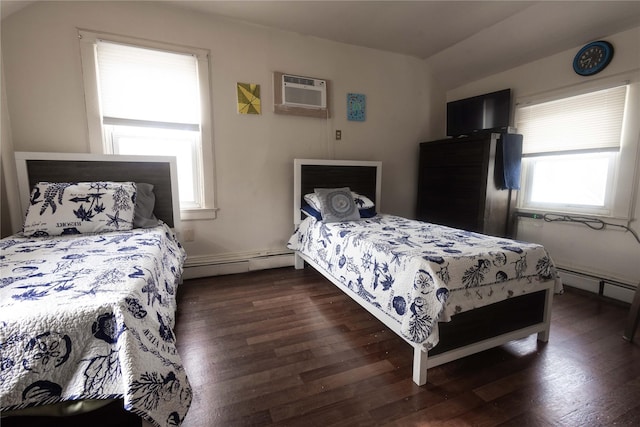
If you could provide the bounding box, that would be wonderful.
[282,73,326,109]
[283,75,316,86]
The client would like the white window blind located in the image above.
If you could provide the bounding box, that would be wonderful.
[517,85,627,156]
[96,41,201,129]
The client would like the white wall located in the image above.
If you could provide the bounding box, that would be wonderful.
[0,1,441,275]
[447,27,640,302]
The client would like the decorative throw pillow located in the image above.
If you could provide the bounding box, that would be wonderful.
[133,183,160,228]
[313,187,361,223]
[23,181,137,236]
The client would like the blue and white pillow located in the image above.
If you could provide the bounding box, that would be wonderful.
[351,192,375,209]
[23,181,137,236]
[301,204,323,221]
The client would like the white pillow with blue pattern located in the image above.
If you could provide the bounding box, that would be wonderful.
[23,181,137,236]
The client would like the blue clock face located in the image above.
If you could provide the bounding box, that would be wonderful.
[573,41,614,76]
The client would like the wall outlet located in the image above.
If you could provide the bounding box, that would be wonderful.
[335,130,342,140]
[183,229,195,242]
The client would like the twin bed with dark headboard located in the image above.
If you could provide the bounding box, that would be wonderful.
[288,158,561,386]
[14,152,181,229]
[1,152,189,427]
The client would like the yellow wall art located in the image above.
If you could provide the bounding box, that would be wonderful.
[237,82,261,115]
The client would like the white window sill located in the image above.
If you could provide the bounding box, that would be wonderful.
[180,207,218,221]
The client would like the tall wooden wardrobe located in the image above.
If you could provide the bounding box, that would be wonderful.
[416,132,521,237]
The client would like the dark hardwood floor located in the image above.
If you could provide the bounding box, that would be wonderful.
[174,267,640,426]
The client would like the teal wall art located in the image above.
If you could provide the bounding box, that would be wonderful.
[347,93,366,121]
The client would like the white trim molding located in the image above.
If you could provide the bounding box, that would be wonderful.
[182,250,294,280]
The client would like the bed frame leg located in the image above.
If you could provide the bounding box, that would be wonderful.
[537,288,553,342]
[294,253,304,270]
[412,346,428,386]
[537,329,550,342]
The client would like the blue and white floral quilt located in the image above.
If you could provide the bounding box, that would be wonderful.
[288,214,560,349]
[0,224,191,427]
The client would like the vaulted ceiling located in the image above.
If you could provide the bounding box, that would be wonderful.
[3,1,639,88]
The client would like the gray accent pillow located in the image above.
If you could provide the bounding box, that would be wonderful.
[134,183,160,228]
[314,187,361,223]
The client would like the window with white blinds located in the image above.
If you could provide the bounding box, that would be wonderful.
[79,30,216,220]
[517,85,627,156]
[515,82,636,217]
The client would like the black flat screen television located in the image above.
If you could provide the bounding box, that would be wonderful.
[446,89,512,137]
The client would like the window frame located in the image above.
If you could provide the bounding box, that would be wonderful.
[515,73,640,220]
[78,29,217,221]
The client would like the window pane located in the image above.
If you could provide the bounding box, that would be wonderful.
[109,126,200,206]
[529,153,612,207]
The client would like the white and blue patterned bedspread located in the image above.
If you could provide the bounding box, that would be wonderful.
[288,214,559,349]
[0,224,191,427]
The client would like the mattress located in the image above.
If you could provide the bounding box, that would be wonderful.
[0,224,191,427]
[288,214,562,349]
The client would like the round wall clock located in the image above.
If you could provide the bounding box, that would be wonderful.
[573,41,614,76]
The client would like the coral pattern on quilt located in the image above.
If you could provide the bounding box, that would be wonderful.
[0,224,191,427]
[288,214,559,349]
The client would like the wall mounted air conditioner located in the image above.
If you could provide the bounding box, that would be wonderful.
[282,74,327,109]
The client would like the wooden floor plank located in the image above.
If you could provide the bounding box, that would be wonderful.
[174,267,640,426]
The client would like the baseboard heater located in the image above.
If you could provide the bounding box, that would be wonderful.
[182,251,294,279]
[555,266,637,297]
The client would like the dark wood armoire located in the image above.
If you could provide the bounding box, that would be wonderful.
[417,132,519,237]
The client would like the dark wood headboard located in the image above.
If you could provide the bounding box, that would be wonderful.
[15,152,180,228]
[293,159,382,225]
